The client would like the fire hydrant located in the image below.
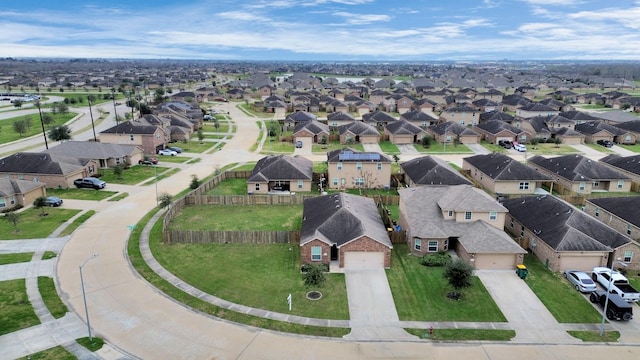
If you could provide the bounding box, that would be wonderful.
[429,326,434,336]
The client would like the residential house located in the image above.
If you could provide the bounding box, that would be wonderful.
[473,120,532,144]
[412,98,439,114]
[337,122,380,144]
[516,103,560,118]
[479,110,515,125]
[300,193,392,269]
[354,100,377,116]
[283,111,317,131]
[528,154,631,195]
[575,121,634,144]
[44,141,144,168]
[293,120,330,148]
[462,153,551,195]
[400,110,439,129]
[585,197,640,243]
[559,110,603,124]
[0,179,46,212]
[362,111,397,129]
[613,120,640,143]
[472,98,501,113]
[427,122,480,145]
[369,90,392,106]
[600,154,640,191]
[477,88,504,102]
[0,152,98,188]
[246,155,313,194]
[538,98,574,112]
[384,120,424,145]
[401,156,471,187]
[439,103,479,126]
[501,94,532,112]
[99,121,167,155]
[327,111,356,128]
[502,195,638,271]
[398,185,526,269]
[326,148,391,190]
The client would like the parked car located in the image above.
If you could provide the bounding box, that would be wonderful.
[597,139,614,148]
[168,146,182,153]
[139,157,158,165]
[498,140,512,149]
[74,177,106,190]
[513,143,527,152]
[158,149,178,156]
[592,267,640,302]
[43,196,63,207]
[589,290,633,321]
[295,140,303,148]
[563,270,597,293]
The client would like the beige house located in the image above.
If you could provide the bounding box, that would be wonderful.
[585,197,640,244]
[528,154,632,195]
[337,122,380,144]
[439,103,479,126]
[503,195,638,272]
[462,153,551,195]
[398,185,526,270]
[327,148,391,190]
[600,154,640,191]
[0,179,46,211]
[246,155,313,194]
[44,141,144,168]
[99,121,167,155]
[0,152,98,189]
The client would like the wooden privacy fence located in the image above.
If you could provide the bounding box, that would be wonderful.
[165,230,301,245]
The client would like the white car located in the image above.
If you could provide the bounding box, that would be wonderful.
[158,149,177,156]
[563,270,597,293]
[513,143,527,152]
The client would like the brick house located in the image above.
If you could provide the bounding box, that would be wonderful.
[99,121,167,155]
[326,148,391,190]
[0,179,47,211]
[462,153,551,195]
[585,197,640,243]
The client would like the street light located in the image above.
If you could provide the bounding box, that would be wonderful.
[79,254,99,342]
[600,258,628,336]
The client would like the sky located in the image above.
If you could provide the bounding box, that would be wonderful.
[1,0,640,61]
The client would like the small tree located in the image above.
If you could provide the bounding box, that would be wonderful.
[48,125,72,142]
[12,119,27,137]
[5,212,20,232]
[113,165,124,180]
[190,175,200,189]
[197,129,204,143]
[33,196,48,215]
[554,137,562,147]
[41,113,54,128]
[12,99,23,108]
[421,135,432,148]
[392,154,400,165]
[158,193,173,208]
[443,258,474,300]
[302,263,326,288]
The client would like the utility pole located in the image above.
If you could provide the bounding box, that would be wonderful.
[112,89,119,126]
[88,96,97,141]
[36,101,49,150]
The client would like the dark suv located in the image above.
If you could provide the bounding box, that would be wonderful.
[498,140,512,149]
[590,290,633,321]
[597,139,614,148]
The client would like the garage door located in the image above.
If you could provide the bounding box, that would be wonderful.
[344,252,384,269]
[473,254,517,270]
[560,256,602,272]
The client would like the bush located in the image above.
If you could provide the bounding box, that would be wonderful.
[420,251,452,267]
[301,263,327,288]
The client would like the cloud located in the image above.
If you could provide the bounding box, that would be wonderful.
[331,11,391,25]
[521,0,584,5]
[217,11,269,22]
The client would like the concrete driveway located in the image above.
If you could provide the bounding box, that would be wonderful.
[343,268,417,341]
[466,143,491,155]
[397,144,419,154]
[476,270,580,343]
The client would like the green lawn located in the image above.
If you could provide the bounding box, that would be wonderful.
[311,142,364,153]
[526,143,580,155]
[154,155,190,163]
[405,328,516,341]
[379,141,400,154]
[152,242,349,319]
[584,143,614,154]
[313,162,327,174]
[480,141,506,154]
[387,244,506,322]
[413,143,472,154]
[0,112,77,145]
[19,345,75,360]
[38,277,68,318]
[523,255,602,323]
[0,252,33,265]
[567,330,620,342]
[46,188,117,201]
[180,140,219,153]
[98,165,170,184]
[169,205,302,231]
[58,210,96,237]
[618,143,640,153]
[0,279,40,335]
[204,178,247,195]
[1,208,81,240]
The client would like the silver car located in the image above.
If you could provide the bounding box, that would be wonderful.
[563,270,597,293]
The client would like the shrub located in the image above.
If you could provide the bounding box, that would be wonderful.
[301,263,327,288]
[420,251,451,267]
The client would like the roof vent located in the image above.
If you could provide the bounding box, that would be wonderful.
[335,205,340,208]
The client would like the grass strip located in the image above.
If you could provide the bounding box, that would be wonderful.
[0,279,40,335]
[38,276,68,319]
[567,330,620,342]
[59,211,96,237]
[0,252,33,265]
[405,328,516,341]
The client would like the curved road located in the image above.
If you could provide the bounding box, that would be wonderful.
[1,100,637,359]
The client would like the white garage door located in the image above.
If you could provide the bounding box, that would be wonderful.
[473,254,517,270]
[560,256,602,272]
[344,252,384,269]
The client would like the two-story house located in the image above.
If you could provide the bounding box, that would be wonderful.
[326,148,391,190]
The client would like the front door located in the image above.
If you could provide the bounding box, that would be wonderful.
[331,244,338,261]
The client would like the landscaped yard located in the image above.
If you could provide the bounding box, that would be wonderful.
[204,178,247,195]
[413,142,472,154]
[311,142,364,153]
[98,165,170,184]
[0,279,40,335]
[617,143,640,153]
[0,112,77,145]
[1,208,81,240]
[0,253,33,265]
[387,244,506,322]
[46,188,117,201]
[38,277,68,318]
[525,143,580,155]
[168,205,303,231]
[584,143,614,154]
[379,141,400,154]
[523,255,602,323]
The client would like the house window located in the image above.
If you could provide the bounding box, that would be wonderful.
[617,180,624,189]
[130,135,135,141]
[464,211,472,220]
[624,251,633,263]
[444,239,449,250]
[448,210,453,217]
[333,178,338,186]
[428,241,438,252]
[341,178,346,186]
[519,182,530,190]
[593,181,599,187]
[89,165,95,173]
[461,120,465,126]
[421,121,427,127]
[355,178,365,186]
[446,135,452,142]
[595,208,600,217]
[10,196,15,205]
[33,177,38,183]
[255,183,260,191]
[332,121,338,127]
[521,135,527,141]
[627,225,632,235]
[579,182,586,191]
[414,239,422,251]
[489,211,497,220]
[311,246,322,261]
[337,162,343,170]
[356,162,362,170]
[377,163,382,170]
[510,219,514,228]
[297,180,303,189]
[0,199,5,208]
[626,135,632,142]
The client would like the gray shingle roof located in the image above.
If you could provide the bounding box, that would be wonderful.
[327,148,391,163]
[600,154,640,176]
[0,152,88,175]
[337,122,379,136]
[0,179,44,197]
[464,153,551,181]
[101,121,159,135]
[293,120,329,135]
[247,155,312,182]
[44,141,140,160]
[529,154,629,181]
[474,120,523,135]
[385,120,423,135]
[502,195,631,251]
[587,196,640,228]
[300,193,391,248]
[401,156,471,186]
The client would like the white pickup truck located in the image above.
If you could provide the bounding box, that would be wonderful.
[592,267,640,303]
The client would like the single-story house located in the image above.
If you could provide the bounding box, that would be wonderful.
[400,110,439,128]
[300,193,392,269]
[574,121,634,145]
[473,120,532,144]
[0,179,47,212]
[401,156,471,187]
[462,153,551,195]
[398,185,526,270]
[585,197,640,245]
[502,195,638,272]
[600,154,640,191]
[384,120,424,144]
[0,152,98,189]
[247,155,313,194]
[43,141,144,168]
[362,111,397,129]
[426,122,480,144]
[327,111,356,128]
[293,120,330,148]
[337,121,380,144]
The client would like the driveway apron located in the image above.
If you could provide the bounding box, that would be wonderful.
[343,268,417,341]
[476,270,579,343]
